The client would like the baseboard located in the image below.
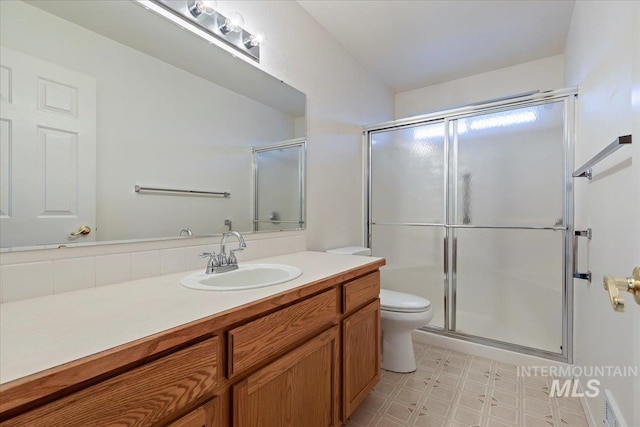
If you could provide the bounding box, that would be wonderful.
[411,329,569,368]
[580,392,599,427]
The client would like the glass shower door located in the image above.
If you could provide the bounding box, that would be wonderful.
[450,102,567,353]
[370,122,446,328]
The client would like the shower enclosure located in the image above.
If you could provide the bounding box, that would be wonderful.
[365,89,576,361]
[253,138,306,232]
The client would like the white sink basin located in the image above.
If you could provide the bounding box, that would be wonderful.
[181,263,303,291]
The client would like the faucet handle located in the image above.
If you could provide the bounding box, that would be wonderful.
[201,252,219,266]
[229,248,243,265]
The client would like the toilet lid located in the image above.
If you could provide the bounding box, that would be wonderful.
[380,289,431,313]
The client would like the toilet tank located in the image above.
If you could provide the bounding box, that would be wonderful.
[326,246,372,256]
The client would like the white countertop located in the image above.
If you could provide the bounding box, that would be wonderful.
[0,251,382,385]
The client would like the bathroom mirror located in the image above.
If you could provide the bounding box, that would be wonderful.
[0,0,306,250]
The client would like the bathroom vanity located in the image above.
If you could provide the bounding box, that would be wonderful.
[0,251,384,426]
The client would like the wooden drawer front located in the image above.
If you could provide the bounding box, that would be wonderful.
[3,337,219,427]
[229,288,338,377]
[168,407,206,427]
[343,271,380,313]
[168,396,219,427]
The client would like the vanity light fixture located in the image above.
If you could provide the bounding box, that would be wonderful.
[137,0,264,62]
[187,0,216,18]
[244,29,266,49]
[219,12,244,35]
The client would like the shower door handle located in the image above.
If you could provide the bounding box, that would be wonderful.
[573,229,592,282]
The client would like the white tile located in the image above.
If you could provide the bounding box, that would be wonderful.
[234,239,261,262]
[2,261,54,302]
[287,235,307,253]
[261,237,287,258]
[53,257,96,294]
[95,253,131,287]
[130,251,161,280]
[160,248,186,275]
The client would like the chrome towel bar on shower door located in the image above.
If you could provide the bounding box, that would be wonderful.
[573,135,632,179]
[573,228,592,282]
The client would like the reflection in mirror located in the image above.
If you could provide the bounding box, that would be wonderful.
[253,139,306,232]
[0,0,306,251]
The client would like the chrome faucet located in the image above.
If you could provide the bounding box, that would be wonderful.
[201,231,247,274]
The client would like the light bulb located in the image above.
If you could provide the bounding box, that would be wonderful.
[244,29,266,49]
[187,0,217,17]
[219,12,244,34]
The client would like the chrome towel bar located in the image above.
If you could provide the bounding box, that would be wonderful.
[573,135,632,179]
[134,185,230,197]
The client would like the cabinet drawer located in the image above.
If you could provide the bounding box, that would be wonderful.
[168,407,206,427]
[343,271,380,313]
[168,396,220,427]
[3,337,219,427]
[229,288,338,377]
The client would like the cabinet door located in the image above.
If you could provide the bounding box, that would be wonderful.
[343,300,380,419]
[233,327,339,427]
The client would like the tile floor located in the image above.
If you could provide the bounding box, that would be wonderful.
[345,342,590,427]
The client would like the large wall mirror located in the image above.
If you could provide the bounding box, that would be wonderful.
[0,0,306,251]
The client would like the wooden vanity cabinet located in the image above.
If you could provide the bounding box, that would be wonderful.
[0,261,384,427]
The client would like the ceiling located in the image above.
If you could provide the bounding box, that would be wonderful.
[298,0,576,93]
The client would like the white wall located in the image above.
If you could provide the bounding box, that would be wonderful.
[565,1,639,425]
[395,55,565,119]
[218,1,394,250]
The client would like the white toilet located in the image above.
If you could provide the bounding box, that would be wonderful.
[326,246,434,373]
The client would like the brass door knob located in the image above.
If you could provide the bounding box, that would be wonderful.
[70,225,91,237]
[603,267,640,312]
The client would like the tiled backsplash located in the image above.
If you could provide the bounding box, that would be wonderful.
[0,232,307,303]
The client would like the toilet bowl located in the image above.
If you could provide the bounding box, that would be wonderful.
[326,246,434,373]
[380,289,433,373]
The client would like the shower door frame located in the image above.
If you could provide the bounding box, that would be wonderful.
[364,88,577,363]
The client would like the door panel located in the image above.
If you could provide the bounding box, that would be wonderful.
[0,47,96,247]
[370,122,445,224]
[233,327,338,427]
[453,103,565,227]
[454,228,564,353]
[371,224,445,329]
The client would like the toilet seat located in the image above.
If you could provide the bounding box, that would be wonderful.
[380,289,431,313]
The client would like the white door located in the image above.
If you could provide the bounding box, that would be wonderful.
[0,47,96,248]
